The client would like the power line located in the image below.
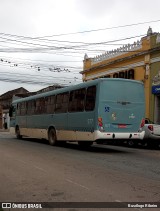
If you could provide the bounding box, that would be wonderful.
[0,76,81,87]
[0,22,155,79]
[0,71,82,81]
[0,33,145,50]
[0,72,82,86]
[0,57,82,74]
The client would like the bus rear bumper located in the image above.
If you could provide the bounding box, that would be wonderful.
[94,130,145,140]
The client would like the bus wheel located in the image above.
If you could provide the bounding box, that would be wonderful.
[48,128,57,146]
[15,126,22,139]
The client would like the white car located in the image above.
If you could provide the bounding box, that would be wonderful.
[140,118,160,148]
[142,118,160,139]
[127,119,160,148]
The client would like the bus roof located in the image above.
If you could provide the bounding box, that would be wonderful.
[12,78,143,104]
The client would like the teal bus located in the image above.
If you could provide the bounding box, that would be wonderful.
[9,78,145,146]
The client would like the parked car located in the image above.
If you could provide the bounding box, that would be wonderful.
[142,118,160,138]
[140,118,160,147]
[126,118,160,148]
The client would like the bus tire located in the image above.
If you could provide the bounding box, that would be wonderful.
[48,128,57,146]
[15,126,22,139]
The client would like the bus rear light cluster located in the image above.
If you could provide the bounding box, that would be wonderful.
[98,117,104,131]
[98,117,103,127]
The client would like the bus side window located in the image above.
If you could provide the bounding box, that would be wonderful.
[51,96,55,113]
[55,94,62,113]
[21,102,26,115]
[17,104,20,115]
[35,98,45,114]
[27,101,31,115]
[55,92,69,113]
[46,95,55,114]
[69,91,75,112]
[17,103,21,115]
[63,93,69,112]
[9,105,14,117]
[68,88,85,112]
[45,97,49,113]
[76,88,85,111]
[85,86,96,111]
[27,100,35,115]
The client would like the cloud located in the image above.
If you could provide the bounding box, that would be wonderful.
[0,0,160,94]
[0,1,35,35]
[74,0,115,19]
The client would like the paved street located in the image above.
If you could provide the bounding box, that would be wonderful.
[0,131,160,211]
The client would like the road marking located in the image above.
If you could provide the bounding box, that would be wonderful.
[14,158,47,173]
[66,179,90,190]
[33,165,47,173]
[14,159,28,165]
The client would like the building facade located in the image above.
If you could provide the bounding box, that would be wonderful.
[0,87,29,129]
[81,28,160,123]
[0,85,64,129]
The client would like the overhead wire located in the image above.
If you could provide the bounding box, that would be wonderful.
[1,19,158,90]
[0,77,76,87]
[0,62,82,78]
[0,33,145,50]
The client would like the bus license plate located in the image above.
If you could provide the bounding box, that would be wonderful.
[118,124,126,128]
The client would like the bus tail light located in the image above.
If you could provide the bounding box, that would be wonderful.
[98,117,103,127]
[98,117,104,131]
[140,118,145,128]
[148,125,153,131]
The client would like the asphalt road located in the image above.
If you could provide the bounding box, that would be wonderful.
[0,131,160,211]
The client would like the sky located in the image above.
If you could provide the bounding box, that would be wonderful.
[0,0,160,95]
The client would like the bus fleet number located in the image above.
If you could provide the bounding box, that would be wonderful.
[88,119,93,124]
